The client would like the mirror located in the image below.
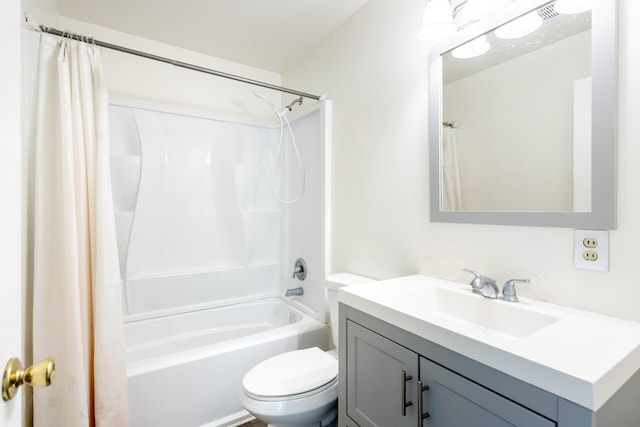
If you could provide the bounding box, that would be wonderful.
[429,0,617,228]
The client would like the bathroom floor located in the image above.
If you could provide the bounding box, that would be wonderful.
[240,420,267,427]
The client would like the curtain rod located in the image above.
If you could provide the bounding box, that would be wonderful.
[37,25,323,101]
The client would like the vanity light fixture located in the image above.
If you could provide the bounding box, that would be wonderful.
[417,0,516,48]
[451,35,490,59]
[553,0,592,14]
[495,10,543,39]
[456,0,512,26]
[416,0,457,46]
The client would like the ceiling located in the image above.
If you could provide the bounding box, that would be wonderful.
[55,0,369,72]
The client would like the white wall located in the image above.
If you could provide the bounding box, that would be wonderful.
[284,0,640,322]
[57,17,283,121]
[22,0,59,26]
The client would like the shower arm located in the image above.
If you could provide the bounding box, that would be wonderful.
[285,97,304,111]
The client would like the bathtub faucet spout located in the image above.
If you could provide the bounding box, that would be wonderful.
[285,287,304,297]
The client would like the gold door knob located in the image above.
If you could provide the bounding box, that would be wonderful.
[2,357,55,401]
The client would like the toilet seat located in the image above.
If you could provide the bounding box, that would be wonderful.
[242,347,338,400]
[244,376,338,402]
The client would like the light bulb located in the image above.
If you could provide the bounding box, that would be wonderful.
[417,0,457,46]
[451,35,490,59]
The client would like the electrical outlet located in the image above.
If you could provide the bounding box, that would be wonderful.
[574,230,609,271]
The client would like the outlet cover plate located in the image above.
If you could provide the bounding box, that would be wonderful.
[574,229,609,272]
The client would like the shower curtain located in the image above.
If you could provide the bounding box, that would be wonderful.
[442,126,463,211]
[32,34,129,426]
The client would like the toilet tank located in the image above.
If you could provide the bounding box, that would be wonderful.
[326,273,375,349]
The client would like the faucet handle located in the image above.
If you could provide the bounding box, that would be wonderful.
[292,258,307,280]
[463,268,480,277]
[463,268,485,295]
[501,279,529,302]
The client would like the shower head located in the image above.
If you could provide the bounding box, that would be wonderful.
[253,90,268,102]
[253,90,276,107]
[253,91,281,116]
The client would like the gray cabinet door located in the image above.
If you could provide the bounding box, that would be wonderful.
[420,357,556,427]
[346,320,419,427]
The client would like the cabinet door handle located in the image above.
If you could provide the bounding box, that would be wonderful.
[417,380,430,425]
[402,370,413,416]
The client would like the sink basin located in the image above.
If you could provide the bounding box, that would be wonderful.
[384,284,559,338]
[427,287,558,338]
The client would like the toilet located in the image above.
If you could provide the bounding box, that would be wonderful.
[240,273,374,427]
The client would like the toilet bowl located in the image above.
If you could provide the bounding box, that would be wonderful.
[240,273,374,427]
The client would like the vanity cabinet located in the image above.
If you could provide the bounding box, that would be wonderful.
[344,319,554,427]
[338,276,640,427]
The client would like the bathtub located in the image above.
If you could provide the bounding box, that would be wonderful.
[125,298,329,427]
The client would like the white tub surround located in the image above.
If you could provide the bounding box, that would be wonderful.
[109,101,330,318]
[109,104,281,315]
[339,275,640,412]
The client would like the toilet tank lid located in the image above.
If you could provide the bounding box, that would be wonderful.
[326,273,376,290]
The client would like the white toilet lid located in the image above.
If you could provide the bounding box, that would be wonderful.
[243,347,338,398]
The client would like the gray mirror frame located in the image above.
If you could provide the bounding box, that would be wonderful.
[429,0,617,229]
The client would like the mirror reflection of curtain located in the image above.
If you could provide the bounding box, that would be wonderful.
[442,126,462,210]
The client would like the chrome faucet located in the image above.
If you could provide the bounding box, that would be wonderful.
[285,287,304,297]
[463,268,500,299]
[464,269,530,302]
[500,279,530,302]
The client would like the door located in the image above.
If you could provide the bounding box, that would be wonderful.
[419,357,556,427]
[346,320,419,427]
[1,0,24,425]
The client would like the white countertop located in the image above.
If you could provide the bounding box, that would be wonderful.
[338,274,640,411]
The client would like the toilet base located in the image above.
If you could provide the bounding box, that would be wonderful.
[265,405,337,427]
